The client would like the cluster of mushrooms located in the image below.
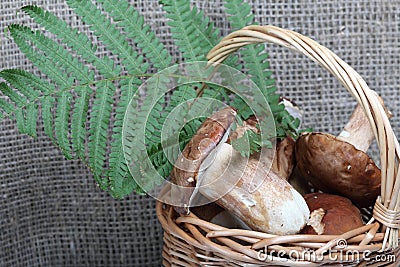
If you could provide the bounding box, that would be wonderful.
[170,97,391,236]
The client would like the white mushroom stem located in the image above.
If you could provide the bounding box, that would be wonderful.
[337,104,375,152]
[337,96,391,152]
[198,143,310,235]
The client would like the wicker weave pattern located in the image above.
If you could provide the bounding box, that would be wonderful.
[157,25,400,266]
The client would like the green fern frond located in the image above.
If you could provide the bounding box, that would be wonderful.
[108,78,140,197]
[146,120,202,181]
[55,91,73,159]
[21,5,120,78]
[201,84,230,102]
[0,81,27,108]
[8,25,94,83]
[0,69,56,140]
[8,24,96,158]
[25,103,39,137]
[66,0,147,75]
[161,0,219,61]
[241,44,277,100]
[0,81,39,136]
[224,0,254,30]
[224,0,299,139]
[14,5,143,192]
[88,81,114,189]
[72,88,90,159]
[64,0,150,193]
[122,73,173,192]
[14,109,27,135]
[0,69,54,95]
[40,95,56,141]
[0,0,302,199]
[97,0,172,70]
[0,71,39,101]
[224,1,274,93]
[0,71,41,137]
[159,84,197,127]
[7,26,73,89]
[142,75,169,146]
[7,27,74,154]
[0,97,14,119]
[231,129,260,157]
[23,2,144,193]
[0,69,58,139]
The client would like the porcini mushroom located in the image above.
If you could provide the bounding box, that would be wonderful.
[295,97,391,207]
[301,193,364,235]
[198,143,310,235]
[191,200,251,230]
[170,107,237,214]
[170,107,310,234]
[272,136,296,180]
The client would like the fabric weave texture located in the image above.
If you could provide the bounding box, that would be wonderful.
[0,1,399,266]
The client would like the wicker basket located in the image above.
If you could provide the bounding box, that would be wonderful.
[156,25,400,266]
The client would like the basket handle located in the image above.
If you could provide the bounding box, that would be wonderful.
[207,25,400,249]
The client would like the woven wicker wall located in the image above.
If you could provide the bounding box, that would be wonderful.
[1,1,399,266]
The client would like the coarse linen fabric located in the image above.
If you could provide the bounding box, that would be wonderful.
[1,1,399,266]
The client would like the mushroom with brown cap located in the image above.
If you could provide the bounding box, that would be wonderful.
[170,107,310,234]
[295,97,391,207]
[170,107,237,215]
[301,193,364,235]
[198,142,310,235]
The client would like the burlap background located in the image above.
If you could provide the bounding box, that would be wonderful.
[1,1,399,266]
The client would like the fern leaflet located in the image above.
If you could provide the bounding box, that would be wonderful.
[98,0,172,70]
[21,5,120,78]
[54,91,73,159]
[88,81,114,190]
[10,24,96,158]
[224,0,299,139]
[41,95,56,141]
[0,69,57,141]
[0,69,54,95]
[0,81,27,108]
[0,71,39,101]
[26,103,39,137]
[0,97,14,119]
[161,0,219,61]
[108,79,140,197]
[64,0,150,193]
[66,0,147,75]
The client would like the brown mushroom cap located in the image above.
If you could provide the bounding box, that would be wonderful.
[272,136,295,180]
[170,107,237,214]
[295,132,381,207]
[301,193,364,235]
